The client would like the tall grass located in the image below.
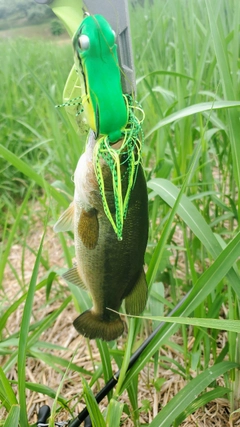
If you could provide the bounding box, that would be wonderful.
[0,38,83,210]
[0,0,240,426]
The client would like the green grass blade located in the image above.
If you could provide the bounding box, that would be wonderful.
[0,144,68,208]
[66,281,91,314]
[136,316,240,334]
[115,318,136,397]
[205,0,240,207]
[11,381,67,406]
[0,280,47,333]
[146,101,240,138]
[3,405,20,427]
[205,1,234,98]
[26,296,72,348]
[18,232,45,426]
[0,367,18,412]
[0,185,32,286]
[106,399,124,427]
[82,377,106,427]
[89,365,104,388]
[149,362,237,427]
[29,350,91,376]
[96,340,113,400]
[49,350,78,423]
[146,141,202,289]
[126,376,139,426]
[174,386,230,426]
[147,179,222,255]
[2,296,72,375]
[137,70,195,85]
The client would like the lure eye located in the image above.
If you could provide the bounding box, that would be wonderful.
[78,34,90,50]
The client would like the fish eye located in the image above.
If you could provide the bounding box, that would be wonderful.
[78,35,90,50]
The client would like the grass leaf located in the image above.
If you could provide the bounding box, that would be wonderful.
[82,377,106,427]
[0,367,18,412]
[134,316,240,334]
[0,144,68,208]
[146,101,240,138]
[96,340,113,400]
[2,405,20,427]
[106,399,124,427]
[18,232,45,426]
[174,386,230,426]
[149,362,237,427]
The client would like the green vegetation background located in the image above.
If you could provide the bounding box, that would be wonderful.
[0,0,240,426]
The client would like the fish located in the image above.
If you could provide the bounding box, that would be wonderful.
[54,131,148,341]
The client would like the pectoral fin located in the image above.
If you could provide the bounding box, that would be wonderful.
[53,203,74,233]
[125,269,148,315]
[78,208,99,249]
[62,265,87,290]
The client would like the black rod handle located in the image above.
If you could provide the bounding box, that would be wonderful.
[37,405,51,425]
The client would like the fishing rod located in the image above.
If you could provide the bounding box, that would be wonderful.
[36,290,191,427]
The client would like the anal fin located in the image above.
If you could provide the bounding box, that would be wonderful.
[78,208,99,250]
[62,265,87,290]
[125,269,148,315]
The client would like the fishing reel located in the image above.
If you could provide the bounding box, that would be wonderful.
[37,405,92,427]
[37,405,68,427]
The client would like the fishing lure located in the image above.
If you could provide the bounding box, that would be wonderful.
[60,14,145,240]
[73,13,128,143]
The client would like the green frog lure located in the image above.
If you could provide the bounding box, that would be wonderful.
[65,13,144,240]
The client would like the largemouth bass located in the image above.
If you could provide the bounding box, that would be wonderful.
[54,131,148,341]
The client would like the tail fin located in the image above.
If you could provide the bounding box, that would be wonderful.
[73,310,124,341]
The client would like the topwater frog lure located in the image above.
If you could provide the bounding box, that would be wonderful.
[62,13,145,240]
[73,13,128,142]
